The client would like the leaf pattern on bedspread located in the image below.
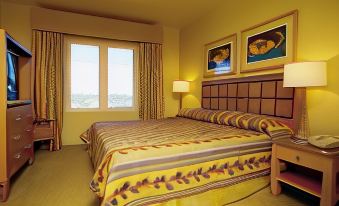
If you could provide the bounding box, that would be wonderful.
[94,154,271,206]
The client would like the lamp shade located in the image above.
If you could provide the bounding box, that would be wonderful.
[173,80,190,93]
[283,61,327,87]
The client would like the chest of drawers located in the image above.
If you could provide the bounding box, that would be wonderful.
[0,104,34,201]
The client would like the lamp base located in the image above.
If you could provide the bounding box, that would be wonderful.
[290,136,308,145]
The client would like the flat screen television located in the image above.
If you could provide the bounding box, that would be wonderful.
[7,51,19,101]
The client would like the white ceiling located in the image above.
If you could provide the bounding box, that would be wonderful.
[3,0,226,28]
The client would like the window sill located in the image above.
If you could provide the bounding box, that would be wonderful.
[65,108,138,112]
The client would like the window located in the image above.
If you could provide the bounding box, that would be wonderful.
[107,48,134,108]
[65,36,138,111]
[70,44,100,109]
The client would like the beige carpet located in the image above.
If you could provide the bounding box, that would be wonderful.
[1,145,314,206]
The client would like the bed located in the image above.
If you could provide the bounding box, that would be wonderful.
[82,74,300,206]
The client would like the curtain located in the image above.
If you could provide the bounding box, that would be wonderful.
[139,43,164,120]
[31,30,63,151]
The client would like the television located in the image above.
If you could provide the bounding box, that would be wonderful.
[7,51,19,101]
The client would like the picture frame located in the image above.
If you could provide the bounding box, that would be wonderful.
[204,33,237,78]
[240,10,298,73]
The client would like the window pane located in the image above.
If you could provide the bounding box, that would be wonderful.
[71,44,99,108]
[108,48,134,108]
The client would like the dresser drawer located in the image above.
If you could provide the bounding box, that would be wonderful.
[7,105,33,134]
[7,105,33,156]
[276,145,327,171]
[7,109,26,133]
[9,143,32,177]
[7,130,33,157]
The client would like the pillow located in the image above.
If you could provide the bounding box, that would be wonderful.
[80,131,90,144]
[177,108,218,122]
[177,108,293,139]
[260,119,294,139]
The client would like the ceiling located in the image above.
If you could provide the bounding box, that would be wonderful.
[3,0,225,28]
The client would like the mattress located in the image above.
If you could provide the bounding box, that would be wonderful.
[83,109,293,206]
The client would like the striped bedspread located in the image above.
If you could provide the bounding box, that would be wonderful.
[83,109,293,206]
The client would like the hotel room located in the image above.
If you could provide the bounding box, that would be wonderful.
[0,0,338,205]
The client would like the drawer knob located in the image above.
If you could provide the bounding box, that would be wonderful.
[24,144,32,149]
[14,153,22,159]
[15,115,22,121]
[13,135,22,141]
[296,156,300,161]
[26,128,32,132]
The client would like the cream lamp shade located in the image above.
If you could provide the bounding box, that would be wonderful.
[283,61,327,87]
[173,80,190,93]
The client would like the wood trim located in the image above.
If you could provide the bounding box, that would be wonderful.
[292,10,299,62]
[239,64,284,73]
[5,34,32,57]
[202,73,284,86]
[0,30,8,181]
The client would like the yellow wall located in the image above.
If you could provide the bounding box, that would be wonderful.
[180,0,339,136]
[163,26,180,117]
[1,2,180,145]
[0,2,31,49]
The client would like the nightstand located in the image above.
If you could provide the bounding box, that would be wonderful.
[271,138,339,206]
[33,120,55,151]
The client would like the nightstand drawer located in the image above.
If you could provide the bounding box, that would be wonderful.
[276,145,326,171]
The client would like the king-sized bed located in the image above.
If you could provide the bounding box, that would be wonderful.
[82,74,299,206]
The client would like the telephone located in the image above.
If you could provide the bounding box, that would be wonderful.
[308,135,339,149]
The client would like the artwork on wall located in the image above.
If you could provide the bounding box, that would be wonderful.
[240,10,298,73]
[204,33,237,77]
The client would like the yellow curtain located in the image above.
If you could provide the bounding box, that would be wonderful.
[139,43,164,120]
[31,30,63,151]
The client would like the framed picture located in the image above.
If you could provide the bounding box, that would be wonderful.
[240,10,298,73]
[204,33,237,77]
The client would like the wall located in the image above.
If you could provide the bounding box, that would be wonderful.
[0,2,31,49]
[180,0,339,136]
[1,2,180,145]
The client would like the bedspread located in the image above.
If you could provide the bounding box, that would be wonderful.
[83,109,293,206]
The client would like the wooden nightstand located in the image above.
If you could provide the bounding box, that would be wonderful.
[33,120,55,151]
[271,138,339,206]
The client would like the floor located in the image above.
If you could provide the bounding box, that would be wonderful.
[1,145,318,206]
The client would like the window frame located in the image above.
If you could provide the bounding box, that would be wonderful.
[64,35,139,112]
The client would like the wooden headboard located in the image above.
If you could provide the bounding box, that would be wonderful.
[202,73,301,131]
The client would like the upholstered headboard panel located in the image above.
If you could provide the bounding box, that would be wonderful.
[202,73,299,129]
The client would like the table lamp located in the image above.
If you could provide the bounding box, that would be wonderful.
[173,80,190,109]
[283,61,327,144]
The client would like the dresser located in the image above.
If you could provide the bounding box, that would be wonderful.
[7,104,34,175]
[0,105,34,202]
[0,30,34,201]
